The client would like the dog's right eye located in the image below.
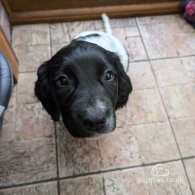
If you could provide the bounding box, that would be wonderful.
[56,76,69,88]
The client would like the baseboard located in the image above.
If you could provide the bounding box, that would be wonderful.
[7,2,179,24]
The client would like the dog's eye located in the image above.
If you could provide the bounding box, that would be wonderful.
[56,76,69,88]
[105,71,115,81]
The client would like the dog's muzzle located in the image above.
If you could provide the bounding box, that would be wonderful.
[70,98,116,137]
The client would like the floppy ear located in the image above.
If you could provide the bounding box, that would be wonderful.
[111,54,132,110]
[34,62,60,121]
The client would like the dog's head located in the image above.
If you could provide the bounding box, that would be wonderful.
[35,40,132,138]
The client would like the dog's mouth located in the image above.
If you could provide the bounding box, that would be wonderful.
[62,109,116,138]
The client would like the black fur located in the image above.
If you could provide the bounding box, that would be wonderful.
[35,40,132,138]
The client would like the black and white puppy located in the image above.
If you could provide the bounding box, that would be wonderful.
[35,14,132,138]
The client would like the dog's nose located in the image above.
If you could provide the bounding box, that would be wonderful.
[82,116,106,131]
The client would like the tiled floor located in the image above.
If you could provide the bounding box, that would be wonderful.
[0,14,195,195]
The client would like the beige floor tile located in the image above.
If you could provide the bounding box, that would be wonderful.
[104,167,148,195]
[15,103,54,141]
[68,21,96,39]
[138,15,195,59]
[132,122,180,163]
[116,89,167,127]
[93,17,136,31]
[60,175,104,195]
[112,26,140,47]
[57,122,102,177]
[160,84,195,119]
[184,158,195,194]
[144,161,192,195]
[95,17,136,30]
[13,44,50,72]
[51,42,69,56]
[110,17,136,28]
[171,118,195,157]
[112,28,127,46]
[0,182,58,195]
[126,37,148,61]
[136,15,183,25]
[126,26,140,37]
[0,104,15,143]
[151,57,195,86]
[0,138,56,187]
[17,72,37,104]
[94,20,104,30]
[12,24,50,46]
[4,15,194,194]
[0,89,16,142]
[104,161,192,195]
[98,126,142,170]
[128,61,156,90]
[8,87,16,106]
[50,23,70,43]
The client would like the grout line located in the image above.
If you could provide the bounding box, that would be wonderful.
[67,22,72,41]
[1,156,195,191]
[128,82,193,90]
[182,155,195,161]
[0,178,58,191]
[126,35,141,38]
[158,88,194,194]
[49,23,61,195]
[153,58,195,195]
[155,85,195,195]
[16,101,39,105]
[102,177,106,195]
[134,18,151,61]
[97,139,104,168]
[182,160,195,195]
[18,70,37,74]
[16,54,195,75]
[54,122,61,195]
[148,54,195,61]
[12,86,17,140]
[135,18,195,195]
[49,24,53,58]
[63,23,71,43]
[129,54,195,63]
[58,158,182,181]
[12,43,51,47]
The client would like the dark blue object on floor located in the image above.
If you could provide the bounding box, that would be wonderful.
[0,53,14,129]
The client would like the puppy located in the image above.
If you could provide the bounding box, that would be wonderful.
[35,14,132,138]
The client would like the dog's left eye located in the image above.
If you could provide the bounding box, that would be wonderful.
[105,71,115,81]
[56,76,69,88]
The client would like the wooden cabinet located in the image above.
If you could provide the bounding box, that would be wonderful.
[3,0,180,24]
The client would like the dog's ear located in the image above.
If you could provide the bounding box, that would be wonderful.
[35,62,60,121]
[110,54,132,110]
